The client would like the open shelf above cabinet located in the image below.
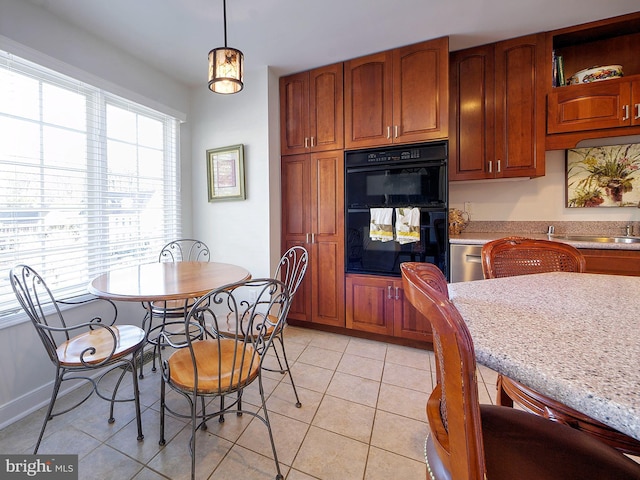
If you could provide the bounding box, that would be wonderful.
[545,12,640,150]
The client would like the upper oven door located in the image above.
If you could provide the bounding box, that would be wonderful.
[345,160,447,208]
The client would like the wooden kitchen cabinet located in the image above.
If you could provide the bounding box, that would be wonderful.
[545,12,640,149]
[547,78,640,134]
[346,274,433,341]
[581,248,640,277]
[344,37,449,149]
[279,63,343,155]
[281,151,345,327]
[449,34,546,180]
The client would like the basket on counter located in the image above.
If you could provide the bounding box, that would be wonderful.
[449,208,470,235]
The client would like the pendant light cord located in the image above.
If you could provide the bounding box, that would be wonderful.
[223,0,228,48]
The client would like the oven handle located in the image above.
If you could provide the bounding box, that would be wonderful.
[346,161,445,174]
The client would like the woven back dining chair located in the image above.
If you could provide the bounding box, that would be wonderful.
[9,264,145,453]
[481,236,640,455]
[400,262,640,480]
[158,277,291,480]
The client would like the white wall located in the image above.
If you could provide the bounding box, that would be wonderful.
[450,137,640,224]
[188,68,281,278]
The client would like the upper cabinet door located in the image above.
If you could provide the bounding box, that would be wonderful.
[547,80,632,133]
[280,63,344,155]
[494,33,546,178]
[393,37,449,144]
[449,44,496,180]
[344,37,449,149]
[309,64,344,152]
[344,51,394,149]
[280,72,309,155]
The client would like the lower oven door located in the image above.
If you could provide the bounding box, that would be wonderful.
[346,208,448,277]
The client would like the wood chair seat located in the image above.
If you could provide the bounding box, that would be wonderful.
[426,404,640,480]
[166,338,259,394]
[56,325,145,366]
[498,375,640,455]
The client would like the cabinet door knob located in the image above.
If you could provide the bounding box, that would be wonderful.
[623,105,630,121]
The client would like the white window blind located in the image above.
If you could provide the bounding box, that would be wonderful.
[0,49,181,324]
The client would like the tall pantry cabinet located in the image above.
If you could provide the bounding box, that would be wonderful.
[280,64,345,327]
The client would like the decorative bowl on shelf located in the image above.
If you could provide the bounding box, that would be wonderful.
[567,65,623,85]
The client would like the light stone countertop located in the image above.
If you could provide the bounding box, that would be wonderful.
[449,232,640,250]
[448,221,640,250]
[448,271,640,441]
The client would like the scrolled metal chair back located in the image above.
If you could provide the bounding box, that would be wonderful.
[276,246,308,298]
[10,265,69,364]
[170,278,291,394]
[159,239,210,263]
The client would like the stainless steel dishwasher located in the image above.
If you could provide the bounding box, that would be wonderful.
[449,244,484,282]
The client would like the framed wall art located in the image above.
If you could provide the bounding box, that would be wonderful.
[206,144,245,201]
[566,143,640,207]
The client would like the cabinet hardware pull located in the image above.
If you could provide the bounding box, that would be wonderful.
[311,137,315,147]
[387,126,391,139]
[306,233,310,243]
[304,137,309,148]
[387,286,392,299]
[488,160,492,173]
[623,105,630,121]
[395,287,400,300]
[311,233,315,244]
[635,104,640,120]
[394,125,398,138]
[497,160,501,173]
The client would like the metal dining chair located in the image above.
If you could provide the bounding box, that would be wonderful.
[481,236,640,455]
[262,246,308,407]
[158,277,291,480]
[9,264,145,453]
[140,239,211,377]
[401,262,640,479]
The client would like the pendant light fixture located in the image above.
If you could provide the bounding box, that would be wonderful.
[208,0,244,94]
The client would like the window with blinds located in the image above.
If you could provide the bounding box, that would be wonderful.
[0,49,181,324]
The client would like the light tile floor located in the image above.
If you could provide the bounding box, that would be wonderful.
[0,326,500,480]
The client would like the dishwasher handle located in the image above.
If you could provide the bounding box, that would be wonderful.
[465,254,482,263]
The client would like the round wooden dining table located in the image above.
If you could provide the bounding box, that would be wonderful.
[88,261,251,302]
[88,261,251,377]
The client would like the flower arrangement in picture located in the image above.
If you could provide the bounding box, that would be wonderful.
[566,143,640,207]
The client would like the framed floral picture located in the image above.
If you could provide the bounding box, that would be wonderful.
[206,144,245,202]
[566,143,640,207]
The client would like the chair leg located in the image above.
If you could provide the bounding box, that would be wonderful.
[257,375,284,480]
[159,375,166,446]
[274,335,301,408]
[34,370,64,454]
[130,355,144,441]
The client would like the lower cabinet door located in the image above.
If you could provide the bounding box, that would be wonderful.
[345,275,395,336]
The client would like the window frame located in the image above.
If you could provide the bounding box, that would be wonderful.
[0,49,182,327]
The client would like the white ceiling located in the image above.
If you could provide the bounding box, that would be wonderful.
[23,0,640,89]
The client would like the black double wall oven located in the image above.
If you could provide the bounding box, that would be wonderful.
[345,141,448,278]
